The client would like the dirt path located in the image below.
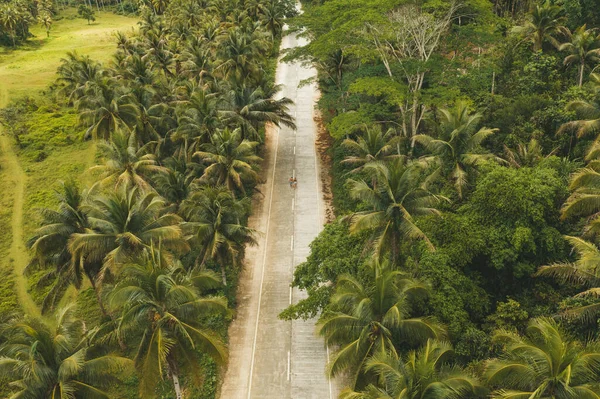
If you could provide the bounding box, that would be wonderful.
[0,88,40,317]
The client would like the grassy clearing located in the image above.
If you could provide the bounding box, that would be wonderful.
[0,9,137,319]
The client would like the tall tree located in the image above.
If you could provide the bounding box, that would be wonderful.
[109,251,228,399]
[69,188,189,290]
[538,236,600,322]
[340,340,484,399]
[414,101,502,199]
[341,126,399,173]
[514,1,566,52]
[26,181,89,313]
[560,25,600,87]
[194,128,262,196]
[346,159,445,259]
[181,186,256,284]
[318,260,445,389]
[486,317,600,398]
[0,305,131,398]
[89,130,167,192]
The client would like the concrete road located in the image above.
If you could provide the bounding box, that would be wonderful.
[219,29,337,399]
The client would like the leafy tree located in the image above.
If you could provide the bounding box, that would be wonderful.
[180,186,256,284]
[318,260,445,389]
[486,317,600,398]
[0,305,131,398]
[340,340,485,399]
[77,4,95,25]
[560,25,600,86]
[194,128,261,196]
[109,252,227,399]
[346,159,445,259]
[414,101,502,199]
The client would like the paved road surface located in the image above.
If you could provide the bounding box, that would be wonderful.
[219,28,338,399]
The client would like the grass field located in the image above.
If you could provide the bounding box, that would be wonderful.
[0,9,138,318]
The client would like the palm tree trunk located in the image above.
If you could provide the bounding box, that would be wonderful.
[221,265,227,286]
[172,372,183,399]
[579,61,585,87]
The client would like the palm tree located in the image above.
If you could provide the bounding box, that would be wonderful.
[26,181,89,313]
[77,77,141,140]
[503,138,554,168]
[258,0,287,38]
[341,126,400,173]
[220,81,296,141]
[514,1,566,52]
[181,186,256,284]
[558,98,600,148]
[194,128,262,196]
[414,101,502,199]
[89,130,167,191]
[560,25,600,87]
[69,187,188,295]
[56,51,104,101]
[537,236,600,322]
[109,251,228,399]
[340,340,484,399]
[346,159,445,259]
[216,28,268,80]
[173,88,222,155]
[0,305,132,398]
[560,154,600,236]
[319,260,445,389]
[153,157,200,210]
[486,317,600,398]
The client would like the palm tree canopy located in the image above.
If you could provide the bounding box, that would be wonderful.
[340,340,485,399]
[0,305,132,399]
[346,158,446,258]
[318,259,445,389]
[109,251,228,398]
[486,317,600,399]
[414,101,502,198]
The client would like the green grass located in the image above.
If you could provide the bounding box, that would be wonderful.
[0,9,137,100]
[0,10,136,397]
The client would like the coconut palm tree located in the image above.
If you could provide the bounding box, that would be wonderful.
[153,157,200,210]
[26,181,89,313]
[69,187,189,288]
[560,25,600,87]
[77,77,140,140]
[318,260,445,390]
[537,236,600,323]
[109,251,228,399]
[56,51,104,101]
[558,98,600,148]
[0,305,132,399]
[216,27,268,80]
[89,130,167,191]
[194,128,262,196]
[342,126,400,173]
[514,1,566,52]
[503,138,554,168]
[346,159,445,259]
[560,149,600,236]
[181,186,256,284]
[414,101,502,199]
[486,317,600,398]
[340,340,484,399]
[220,80,296,141]
[173,88,222,155]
